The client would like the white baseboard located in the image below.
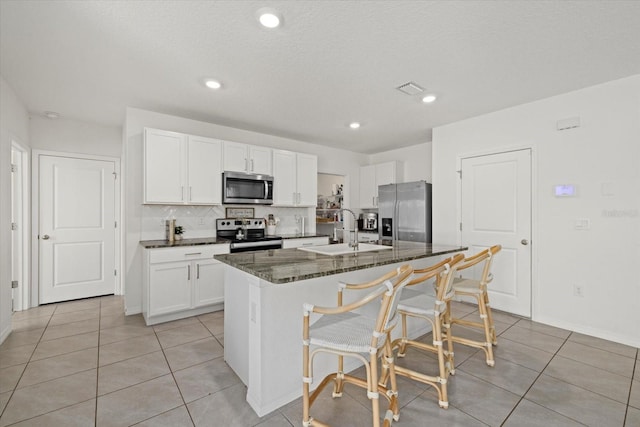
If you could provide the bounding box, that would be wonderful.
[535,315,640,349]
[0,324,12,346]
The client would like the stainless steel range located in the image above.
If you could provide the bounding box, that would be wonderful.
[216,218,283,253]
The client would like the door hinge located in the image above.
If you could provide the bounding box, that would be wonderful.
[114,221,117,228]
[11,163,17,173]
[11,222,18,231]
[112,172,117,179]
[456,170,462,179]
[11,280,19,289]
[114,269,117,276]
[459,222,462,231]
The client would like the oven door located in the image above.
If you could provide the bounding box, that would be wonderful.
[223,171,273,205]
[230,239,283,253]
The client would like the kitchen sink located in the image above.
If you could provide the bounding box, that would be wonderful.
[298,243,392,256]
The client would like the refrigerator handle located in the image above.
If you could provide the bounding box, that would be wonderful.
[394,199,399,241]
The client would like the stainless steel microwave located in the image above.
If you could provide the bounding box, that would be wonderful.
[222,171,273,205]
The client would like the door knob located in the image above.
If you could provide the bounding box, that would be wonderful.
[521,239,529,245]
[41,235,50,240]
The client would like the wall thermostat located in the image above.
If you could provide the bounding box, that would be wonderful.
[554,185,576,197]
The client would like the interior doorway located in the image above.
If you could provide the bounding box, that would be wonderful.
[33,151,120,304]
[11,141,30,311]
[459,148,532,317]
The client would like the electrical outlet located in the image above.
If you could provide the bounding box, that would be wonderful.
[573,285,584,297]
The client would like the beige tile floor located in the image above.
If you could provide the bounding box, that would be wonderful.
[0,295,638,426]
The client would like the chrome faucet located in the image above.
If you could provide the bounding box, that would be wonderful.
[338,208,359,250]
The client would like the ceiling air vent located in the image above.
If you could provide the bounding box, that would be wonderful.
[396,82,424,96]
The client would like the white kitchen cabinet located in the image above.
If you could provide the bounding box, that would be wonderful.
[282,236,329,249]
[359,161,403,208]
[144,128,222,204]
[143,244,229,325]
[272,150,317,206]
[358,232,379,242]
[223,140,272,175]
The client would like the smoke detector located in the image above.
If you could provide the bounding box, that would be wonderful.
[396,82,424,96]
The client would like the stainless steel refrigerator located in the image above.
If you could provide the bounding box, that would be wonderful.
[378,181,432,243]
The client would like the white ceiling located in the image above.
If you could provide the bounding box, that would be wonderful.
[1,1,639,154]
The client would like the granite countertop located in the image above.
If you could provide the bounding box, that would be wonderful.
[214,241,467,284]
[140,233,329,249]
[140,237,230,249]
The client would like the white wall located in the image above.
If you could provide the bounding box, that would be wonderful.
[123,108,367,314]
[369,142,432,183]
[433,75,640,347]
[30,116,122,158]
[0,76,30,344]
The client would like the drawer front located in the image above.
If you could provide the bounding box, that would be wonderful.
[148,244,230,264]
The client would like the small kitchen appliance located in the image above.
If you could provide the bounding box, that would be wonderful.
[359,213,378,231]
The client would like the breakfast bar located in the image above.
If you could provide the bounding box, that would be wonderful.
[215,241,466,416]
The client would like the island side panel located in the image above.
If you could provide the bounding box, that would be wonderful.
[223,265,256,385]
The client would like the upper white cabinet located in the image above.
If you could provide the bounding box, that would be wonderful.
[144,128,222,205]
[272,150,317,206]
[359,161,402,208]
[223,141,272,175]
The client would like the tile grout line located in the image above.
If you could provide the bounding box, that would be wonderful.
[0,305,54,424]
[622,347,638,427]
[498,330,592,426]
[157,318,197,426]
[95,297,104,427]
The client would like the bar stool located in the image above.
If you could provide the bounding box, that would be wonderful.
[449,245,502,366]
[302,264,413,427]
[386,254,464,409]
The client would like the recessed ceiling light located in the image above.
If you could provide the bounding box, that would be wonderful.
[349,122,361,129]
[44,111,60,119]
[422,94,437,103]
[257,8,282,28]
[204,79,222,90]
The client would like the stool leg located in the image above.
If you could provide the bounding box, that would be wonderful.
[484,291,497,345]
[369,350,381,427]
[476,293,495,367]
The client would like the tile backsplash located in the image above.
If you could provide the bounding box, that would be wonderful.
[140,205,314,240]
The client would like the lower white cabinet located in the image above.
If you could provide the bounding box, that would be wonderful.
[358,232,379,242]
[282,237,329,249]
[143,244,230,325]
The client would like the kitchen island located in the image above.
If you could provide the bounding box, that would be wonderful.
[215,241,466,416]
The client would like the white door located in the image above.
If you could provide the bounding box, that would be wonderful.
[39,155,116,303]
[460,149,532,317]
[359,165,376,208]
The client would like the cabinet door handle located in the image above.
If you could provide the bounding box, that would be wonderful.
[185,252,202,256]
[189,186,192,201]
[245,158,248,171]
[182,186,185,201]
[372,196,375,206]
[197,264,200,279]
[293,192,296,203]
[251,159,254,171]
[187,265,191,280]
